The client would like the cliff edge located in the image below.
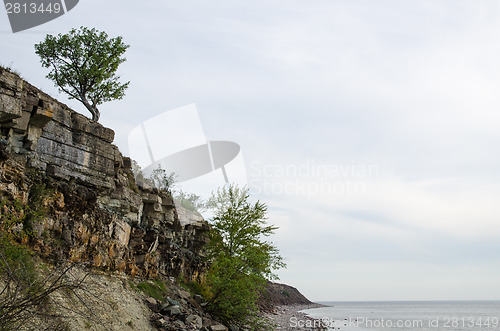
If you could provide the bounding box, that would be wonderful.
[0,67,209,280]
[0,67,317,330]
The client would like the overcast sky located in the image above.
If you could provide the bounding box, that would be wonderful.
[2,0,500,302]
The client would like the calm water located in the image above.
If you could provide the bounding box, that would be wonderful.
[300,301,500,331]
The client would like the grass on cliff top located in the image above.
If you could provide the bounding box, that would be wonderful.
[0,63,22,77]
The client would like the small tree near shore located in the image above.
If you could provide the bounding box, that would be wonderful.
[204,185,286,329]
[35,27,129,122]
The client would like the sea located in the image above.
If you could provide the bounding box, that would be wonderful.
[300,301,500,331]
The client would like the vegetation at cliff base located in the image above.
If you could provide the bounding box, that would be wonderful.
[203,184,286,329]
[0,205,97,330]
[34,26,129,122]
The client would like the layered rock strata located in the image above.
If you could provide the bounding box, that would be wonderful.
[0,68,209,280]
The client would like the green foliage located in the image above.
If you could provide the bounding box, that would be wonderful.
[0,178,52,292]
[132,162,178,196]
[0,179,100,330]
[128,280,137,291]
[179,279,211,300]
[0,240,35,330]
[130,159,142,177]
[25,181,51,236]
[174,190,206,214]
[0,236,35,286]
[204,185,286,329]
[136,280,167,301]
[0,177,51,240]
[0,200,26,239]
[34,26,130,121]
[148,165,177,193]
[1,201,36,240]
[281,290,290,297]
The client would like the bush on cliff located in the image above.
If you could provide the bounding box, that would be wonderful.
[203,185,286,329]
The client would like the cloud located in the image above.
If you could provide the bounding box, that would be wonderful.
[2,0,500,301]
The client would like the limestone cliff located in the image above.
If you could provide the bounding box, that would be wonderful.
[0,67,209,281]
[0,68,320,331]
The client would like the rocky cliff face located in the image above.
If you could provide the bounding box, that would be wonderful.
[0,68,209,281]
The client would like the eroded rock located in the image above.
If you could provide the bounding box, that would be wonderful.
[0,71,209,281]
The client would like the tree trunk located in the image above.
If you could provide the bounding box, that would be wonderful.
[80,96,100,122]
[90,107,100,122]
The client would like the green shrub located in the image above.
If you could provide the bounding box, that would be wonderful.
[0,175,52,240]
[203,185,286,330]
[281,290,290,297]
[24,178,52,236]
[174,190,206,214]
[0,236,35,285]
[136,280,167,301]
[179,279,211,300]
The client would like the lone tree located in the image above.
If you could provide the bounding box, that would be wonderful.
[35,27,129,121]
[204,185,286,329]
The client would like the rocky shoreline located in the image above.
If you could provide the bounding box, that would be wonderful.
[265,303,329,330]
